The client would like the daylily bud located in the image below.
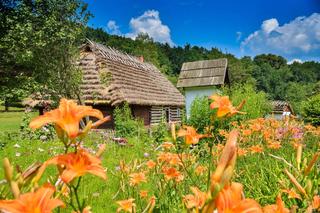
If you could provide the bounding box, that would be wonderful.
[284,169,307,196]
[92,116,111,129]
[305,179,313,195]
[3,158,13,182]
[79,121,92,139]
[304,153,319,176]
[170,122,176,142]
[212,130,238,182]
[296,145,302,170]
[96,144,106,158]
[220,165,234,186]
[10,181,20,198]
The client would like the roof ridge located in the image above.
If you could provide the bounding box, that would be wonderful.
[183,58,228,64]
[86,39,156,71]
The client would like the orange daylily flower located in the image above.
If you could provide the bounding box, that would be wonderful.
[281,189,301,200]
[36,149,106,183]
[209,95,245,117]
[129,172,147,186]
[162,167,184,182]
[72,206,92,213]
[214,183,263,213]
[162,142,175,150]
[312,195,320,209]
[157,152,172,163]
[139,190,148,198]
[145,160,156,169]
[237,148,248,157]
[177,126,208,145]
[116,198,136,213]
[249,145,264,154]
[242,129,252,137]
[263,195,289,213]
[219,129,229,138]
[0,184,64,213]
[184,187,208,209]
[29,98,104,138]
[267,141,282,149]
[250,123,262,132]
[195,165,207,176]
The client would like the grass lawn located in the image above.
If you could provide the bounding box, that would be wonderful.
[0,135,153,212]
[0,110,318,212]
[0,111,37,132]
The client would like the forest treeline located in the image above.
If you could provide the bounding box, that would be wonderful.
[85,27,320,111]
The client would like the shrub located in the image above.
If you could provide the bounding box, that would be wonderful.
[187,96,215,133]
[302,93,320,126]
[223,83,271,121]
[20,111,55,140]
[113,103,147,138]
[151,117,169,144]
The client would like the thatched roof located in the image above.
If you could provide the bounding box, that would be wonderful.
[177,58,228,88]
[22,93,52,108]
[79,40,185,107]
[271,100,294,114]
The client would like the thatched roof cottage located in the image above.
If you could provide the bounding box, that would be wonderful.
[79,40,185,128]
[177,59,229,117]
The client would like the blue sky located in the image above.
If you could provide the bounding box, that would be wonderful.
[85,0,320,62]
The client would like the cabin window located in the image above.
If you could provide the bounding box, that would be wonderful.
[177,108,181,118]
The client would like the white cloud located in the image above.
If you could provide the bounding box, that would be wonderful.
[236,31,242,41]
[125,10,174,45]
[287,58,303,64]
[241,13,320,60]
[107,20,121,35]
[261,18,279,34]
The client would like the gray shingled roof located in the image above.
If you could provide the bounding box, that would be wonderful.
[177,58,228,88]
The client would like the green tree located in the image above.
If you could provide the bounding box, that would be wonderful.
[0,0,90,104]
[302,93,320,126]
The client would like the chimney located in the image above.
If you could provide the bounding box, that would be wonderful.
[139,56,144,63]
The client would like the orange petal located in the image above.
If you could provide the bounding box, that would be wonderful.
[29,109,60,129]
[232,199,262,213]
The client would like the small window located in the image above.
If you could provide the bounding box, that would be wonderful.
[177,108,181,118]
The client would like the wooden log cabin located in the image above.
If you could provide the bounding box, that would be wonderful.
[79,40,185,128]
